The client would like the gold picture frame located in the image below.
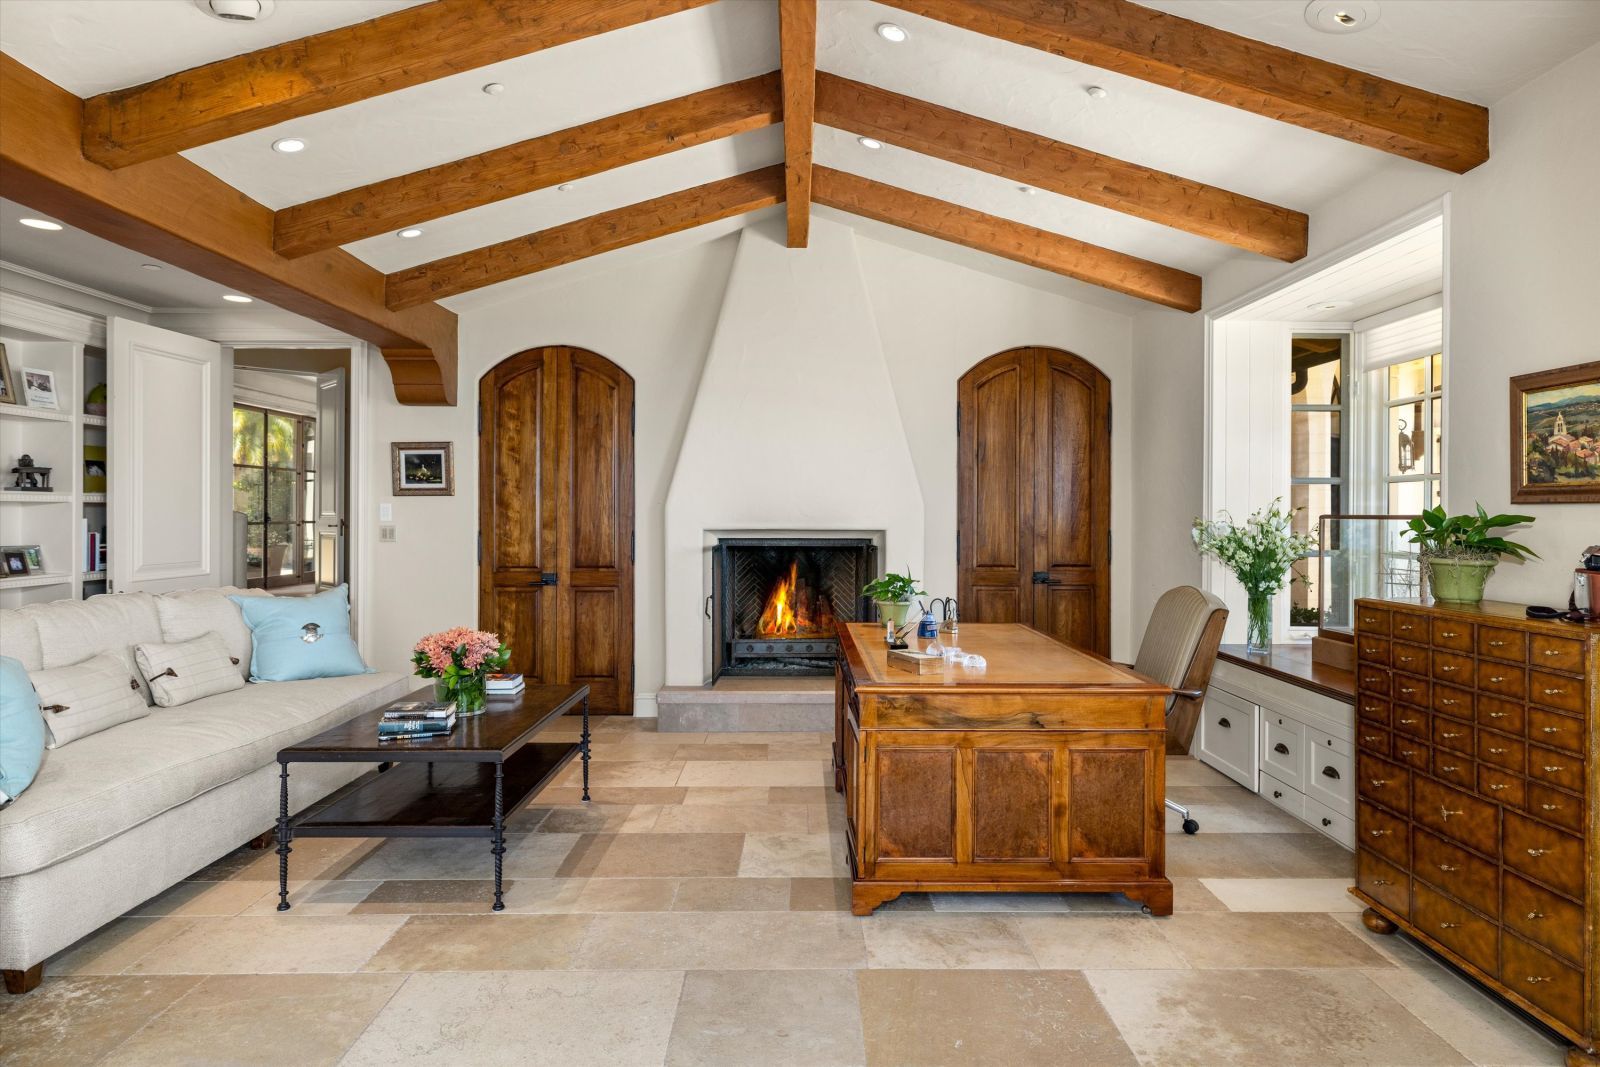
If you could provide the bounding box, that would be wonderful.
[0,342,15,405]
[1510,359,1600,504]
[391,441,453,496]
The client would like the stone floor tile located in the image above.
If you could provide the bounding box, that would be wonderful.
[0,975,202,1067]
[127,915,404,975]
[1332,913,1437,967]
[1165,785,1311,833]
[1166,756,1241,788]
[671,876,792,912]
[362,914,592,971]
[672,742,769,761]
[339,970,683,1067]
[126,878,275,918]
[666,969,865,1066]
[651,802,810,833]
[240,879,381,915]
[189,837,374,883]
[47,916,196,976]
[862,914,1037,969]
[535,785,687,805]
[1363,964,1566,1066]
[337,832,578,881]
[1158,912,1390,968]
[561,832,745,878]
[554,759,685,787]
[1166,831,1351,878]
[676,760,830,787]
[531,804,636,833]
[576,912,867,970]
[772,786,837,804]
[1087,968,1469,1066]
[858,969,1138,1066]
[928,892,1073,913]
[790,876,855,912]
[1170,877,1230,912]
[1014,914,1188,969]
[573,877,679,911]
[739,832,848,877]
[493,877,590,914]
[345,879,504,914]
[1201,877,1363,912]
[105,973,404,1067]
[680,786,772,805]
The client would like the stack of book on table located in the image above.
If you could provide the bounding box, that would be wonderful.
[486,673,524,696]
[378,700,456,740]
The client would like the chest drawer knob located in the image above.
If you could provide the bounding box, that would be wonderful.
[1370,778,1390,788]
[1541,688,1564,696]
[1524,975,1552,984]
[1489,784,1510,792]
[1526,911,1545,921]
[1321,818,1332,827]
[1488,747,1508,755]
[1368,829,1392,838]
[1486,711,1507,719]
[1526,848,1550,858]
[1272,790,1283,799]
[1440,764,1460,773]
[1274,742,1291,755]
[1541,765,1563,773]
[1437,863,1458,872]
[1439,921,1461,929]
[1439,807,1464,820]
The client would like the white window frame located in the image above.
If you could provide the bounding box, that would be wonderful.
[1288,334,1350,636]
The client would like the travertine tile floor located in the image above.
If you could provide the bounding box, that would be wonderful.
[2,718,1570,1066]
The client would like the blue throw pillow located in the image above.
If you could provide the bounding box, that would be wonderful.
[0,656,47,805]
[229,584,372,682]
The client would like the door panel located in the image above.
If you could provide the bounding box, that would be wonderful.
[959,347,1110,655]
[1066,746,1151,863]
[314,368,346,589]
[480,347,634,713]
[875,746,957,860]
[972,749,1053,861]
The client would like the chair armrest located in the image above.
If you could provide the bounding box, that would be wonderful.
[1171,687,1206,701]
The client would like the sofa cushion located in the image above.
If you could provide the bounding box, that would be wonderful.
[0,656,46,805]
[32,652,150,749]
[0,670,412,877]
[33,592,164,705]
[156,587,269,682]
[0,608,43,671]
[232,584,370,682]
[135,633,246,708]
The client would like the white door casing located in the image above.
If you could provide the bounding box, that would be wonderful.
[108,317,226,593]
[315,367,346,589]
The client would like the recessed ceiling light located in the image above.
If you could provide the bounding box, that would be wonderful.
[271,137,306,154]
[18,218,62,231]
[858,137,883,150]
[1304,0,1379,34]
[876,22,908,43]
[1018,185,1037,195]
[193,0,275,22]
[557,183,574,192]
[1085,85,1108,100]
[140,263,163,271]
[482,82,506,96]
[1308,300,1350,311]
[222,294,253,303]
[397,228,424,239]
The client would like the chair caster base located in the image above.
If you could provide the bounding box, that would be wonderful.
[1181,818,1199,834]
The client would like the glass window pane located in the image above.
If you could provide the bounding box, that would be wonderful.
[267,469,297,523]
[1431,396,1443,477]
[1431,353,1443,391]
[302,524,315,577]
[1290,343,1342,405]
[233,467,264,522]
[1388,356,1428,399]
[1387,400,1428,476]
[1289,557,1320,628]
[267,414,297,468]
[1389,479,1427,515]
[304,472,316,524]
[232,408,263,466]
[265,524,296,578]
[246,525,264,583]
[1430,479,1442,507]
[1291,411,1341,478]
[1290,483,1337,534]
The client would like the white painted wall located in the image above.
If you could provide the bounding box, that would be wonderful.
[1134,40,1600,633]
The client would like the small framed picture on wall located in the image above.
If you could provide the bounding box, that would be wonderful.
[391,442,454,496]
[1510,360,1600,504]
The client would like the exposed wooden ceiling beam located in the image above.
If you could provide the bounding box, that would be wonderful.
[386,165,785,309]
[816,73,1307,262]
[275,73,781,258]
[81,0,718,169]
[778,0,817,248]
[813,167,1200,311]
[0,55,459,405]
[881,0,1489,173]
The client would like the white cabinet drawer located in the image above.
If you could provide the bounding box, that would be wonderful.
[1261,771,1304,820]
[1198,688,1258,789]
[1305,794,1355,850]
[1304,743,1354,818]
[1262,713,1306,791]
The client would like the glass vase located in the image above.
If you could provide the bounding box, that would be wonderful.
[1245,592,1272,655]
[434,673,489,717]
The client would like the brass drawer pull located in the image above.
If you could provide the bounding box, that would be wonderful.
[1362,735,1381,744]
[1526,911,1545,921]
[1488,640,1506,647]
[1439,764,1459,773]
[1439,698,1457,706]
[1526,848,1549,857]
[1541,649,1562,657]
[1440,666,1458,673]
[1400,687,1418,696]
[1539,726,1561,734]
[1542,765,1564,773]
[1369,778,1389,787]
[1437,863,1458,872]
[1541,688,1564,696]
[1489,675,1505,683]
[1439,921,1461,929]
[1363,647,1378,654]
[1372,878,1392,886]
[1488,784,1510,791]
[1540,803,1560,811]
[1440,631,1459,638]
[1440,731,1463,739]
[1486,711,1507,719]
[1439,807,1463,820]
[1399,717,1417,726]
[1399,749,1418,758]
[1525,976,1552,984]
[1488,747,1508,755]
[1368,829,1392,837]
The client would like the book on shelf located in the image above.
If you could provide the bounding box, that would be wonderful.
[486,673,524,693]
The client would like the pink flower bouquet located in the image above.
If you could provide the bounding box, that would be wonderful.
[411,627,511,715]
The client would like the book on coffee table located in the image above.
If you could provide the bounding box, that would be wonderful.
[486,673,524,694]
[383,700,454,721]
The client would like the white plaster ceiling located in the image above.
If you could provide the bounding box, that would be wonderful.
[1228,216,1443,323]
[0,0,1595,309]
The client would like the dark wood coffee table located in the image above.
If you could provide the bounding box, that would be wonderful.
[274,683,590,912]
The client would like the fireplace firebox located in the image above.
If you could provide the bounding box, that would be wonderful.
[712,537,877,676]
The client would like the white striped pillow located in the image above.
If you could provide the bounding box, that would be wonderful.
[135,632,246,708]
[31,652,150,748]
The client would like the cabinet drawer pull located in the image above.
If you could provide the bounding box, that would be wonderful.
[1321,766,1341,780]
[1488,640,1506,647]
[1541,649,1562,657]
[1437,864,1458,872]
[1368,829,1392,837]
[1440,631,1459,638]
[1540,803,1560,811]
[1488,747,1508,755]
[1272,790,1283,799]
[1217,717,1231,729]
[1369,778,1389,788]
[1440,666,1458,673]
[1541,688,1564,696]
[1487,712,1507,719]
[1526,911,1545,921]
[1440,731,1463,740]
[1398,717,1417,726]
[1525,975,1552,984]
[1541,765,1564,773]
[1439,807,1463,820]
[1439,765,1459,773]
[1273,742,1290,755]
[1363,646,1379,654]
[1362,735,1381,744]
[1439,921,1461,929]
[1321,818,1332,827]
[1439,698,1457,706]
[1539,726,1561,734]
[1362,705,1381,715]
[1489,676,1506,683]
[1526,848,1549,857]
[1489,784,1510,791]
[1372,878,1392,886]
[1399,687,1417,695]
[1399,749,1419,758]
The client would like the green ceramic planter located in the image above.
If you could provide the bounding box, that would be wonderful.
[1425,556,1498,603]
[876,600,912,628]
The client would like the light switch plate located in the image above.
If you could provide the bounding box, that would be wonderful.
[379,524,397,543]
[379,503,393,522]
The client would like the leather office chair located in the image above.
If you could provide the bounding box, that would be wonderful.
[1129,586,1229,835]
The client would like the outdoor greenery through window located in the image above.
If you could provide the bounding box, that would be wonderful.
[232,405,315,588]
[1288,336,1347,627]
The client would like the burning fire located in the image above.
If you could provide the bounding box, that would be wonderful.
[756,560,835,639]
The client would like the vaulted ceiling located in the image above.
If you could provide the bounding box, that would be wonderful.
[2,0,1598,403]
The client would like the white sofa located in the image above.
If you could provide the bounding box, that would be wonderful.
[0,589,411,991]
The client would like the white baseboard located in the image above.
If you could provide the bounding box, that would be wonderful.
[633,693,659,718]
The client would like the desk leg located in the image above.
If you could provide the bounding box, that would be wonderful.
[581,696,591,804]
[491,761,506,912]
[275,761,292,912]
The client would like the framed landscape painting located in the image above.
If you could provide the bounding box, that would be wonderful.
[1511,360,1600,503]
[391,441,453,496]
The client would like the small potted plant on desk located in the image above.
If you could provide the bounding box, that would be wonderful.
[862,569,925,630]
[1406,504,1538,603]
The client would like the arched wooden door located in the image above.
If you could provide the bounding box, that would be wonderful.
[479,346,634,714]
[958,347,1111,655]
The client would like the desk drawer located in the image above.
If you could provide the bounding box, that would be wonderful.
[1358,753,1410,815]
[1198,690,1258,789]
[1304,794,1354,850]
[1390,674,1426,710]
[1501,933,1584,1033]
[1262,714,1306,791]
[1527,746,1584,793]
[1431,620,1475,653]
[1391,644,1429,677]
[1478,626,1527,663]
[1358,665,1391,696]
[1525,783,1583,834]
[1414,881,1497,975]
[1306,746,1354,817]
[1476,729,1524,773]
[1356,725,1391,757]
[1413,777,1498,857]
[1529,670,1584,714]
[1527,707,1582,755]
[1358,697,1391,728]
[1393,737,1431,772]
[1356,604,1391,636]
[1476,694,1524,734]
[1502,872,1584,965]
[1261,771,1304,820]
[1476,661,1525,700]
[1358,848,1410,916]
[1503,812,1584,900]
[1529,634,1585,675]
[1357,800,1408,865]
[1414,828,1497,916]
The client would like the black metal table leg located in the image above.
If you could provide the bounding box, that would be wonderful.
[491,760,506,911]
[581,695,591,803]
[276,760,292,912]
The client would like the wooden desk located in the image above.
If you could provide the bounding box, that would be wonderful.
[833,623,1173,916]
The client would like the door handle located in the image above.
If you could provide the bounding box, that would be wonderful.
[1031,571,1062,585]
[705,595,713,620]
[528,572,559,586]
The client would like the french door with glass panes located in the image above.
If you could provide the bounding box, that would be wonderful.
[232,405,316,589]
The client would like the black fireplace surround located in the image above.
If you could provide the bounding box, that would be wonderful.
[712,537,877,677]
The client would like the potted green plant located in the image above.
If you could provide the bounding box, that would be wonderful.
[1405,505,1538,603]
[862,569,925,629]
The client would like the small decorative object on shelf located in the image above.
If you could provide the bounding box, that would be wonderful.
[1192,499,1316,654]
[19,368,59,410]
[1,548,29,577]
[862,568,925,630]
[411,627,511,717]
[83,445,106,492]
[84,382,107,416]
[20,545,43,571]
[1403,504,1537,603]
[9,455,53,491]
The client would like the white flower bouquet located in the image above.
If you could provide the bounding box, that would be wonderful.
[1191,499,1317,651]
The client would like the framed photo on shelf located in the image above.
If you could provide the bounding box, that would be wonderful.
[21,545,43,571]
[0,343,15,405]
[391,442,453,496]
[83,445,107,492]
[20,367,60,410]
[1,548,30,577]
[1510,359,1600,504]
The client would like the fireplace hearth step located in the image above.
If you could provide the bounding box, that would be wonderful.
[656,678,832,733]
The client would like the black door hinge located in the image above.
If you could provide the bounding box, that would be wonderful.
[630,530,635,564]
